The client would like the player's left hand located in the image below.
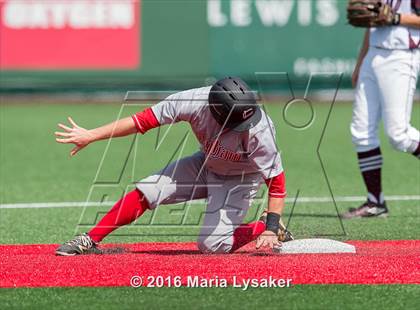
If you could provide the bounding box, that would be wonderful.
[55,117,94,156]
[255,230,281,250]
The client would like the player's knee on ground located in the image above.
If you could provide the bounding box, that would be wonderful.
[197,234,233,254]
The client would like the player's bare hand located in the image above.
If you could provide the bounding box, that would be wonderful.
[255,230,281,250]
[55,117,94,156]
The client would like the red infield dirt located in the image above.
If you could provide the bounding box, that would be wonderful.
[0,240,419,288]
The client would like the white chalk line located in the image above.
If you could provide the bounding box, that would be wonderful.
[0,195,419,209]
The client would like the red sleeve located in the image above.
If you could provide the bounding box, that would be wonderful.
[265,172,286,198]
[131,108,160,134]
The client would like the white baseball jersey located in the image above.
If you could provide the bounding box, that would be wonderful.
[151,86,283,178]
[370,0,420,49]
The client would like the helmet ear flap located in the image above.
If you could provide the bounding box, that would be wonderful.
[208,88,230,126]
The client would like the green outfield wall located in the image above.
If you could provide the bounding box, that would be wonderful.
[0,0,365,92]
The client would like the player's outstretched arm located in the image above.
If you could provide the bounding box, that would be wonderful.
[55,116,137,156]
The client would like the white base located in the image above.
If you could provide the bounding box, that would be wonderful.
[275,238,356,254]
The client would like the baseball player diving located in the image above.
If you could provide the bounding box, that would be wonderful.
[342,0,420,219]
[55,77,293,255]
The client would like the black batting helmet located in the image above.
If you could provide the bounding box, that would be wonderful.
[208,77,261,132]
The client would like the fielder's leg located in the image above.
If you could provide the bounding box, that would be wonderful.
[376,49,420,157]
[343,49,388,219]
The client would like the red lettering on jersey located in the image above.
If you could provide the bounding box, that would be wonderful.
[204,140,242,162]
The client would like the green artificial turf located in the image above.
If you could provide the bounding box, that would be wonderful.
[1,285,420,310]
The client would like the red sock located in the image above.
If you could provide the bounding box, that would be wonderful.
[230,221,266,252]
[88,189,149,243]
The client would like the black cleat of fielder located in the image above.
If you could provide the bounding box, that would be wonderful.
[56,233,102,256]
[259,211,294,242]
[340,201,389,219]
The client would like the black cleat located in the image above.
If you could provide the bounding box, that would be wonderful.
[259,211,294,242]
[55,233,102,256]
[340,201,389,219]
